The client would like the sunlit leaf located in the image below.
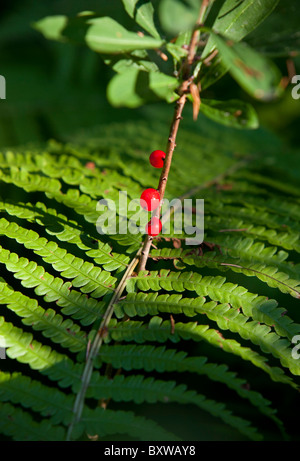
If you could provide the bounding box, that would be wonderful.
[211,0,280,42]
[85,17,164,54]
[107,69,178,107]
[212,34,283,101]
[199,99,259,129]
[33,15,67,41]
[198,0,280,88]
[149,72,178,102]
[159,0,199,35]
[35,15,164,54]
[121,0,161,39]
[107,68,145,108]
[105,50,159,74]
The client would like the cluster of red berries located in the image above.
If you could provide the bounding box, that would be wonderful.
[140,150,166,237]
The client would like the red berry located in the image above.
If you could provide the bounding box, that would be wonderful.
[85,161,95,170]
[149,150,166,168]
[140,188,160,211]
[146,217,162,236]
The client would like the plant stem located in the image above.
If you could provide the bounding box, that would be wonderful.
[187,0,211,67]
[138,83,189,271]
[66,247,142,441]
[137,0,212,272]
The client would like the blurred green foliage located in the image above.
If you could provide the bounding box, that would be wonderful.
[0,0,299,148]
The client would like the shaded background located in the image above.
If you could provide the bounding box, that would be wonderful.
[0,0,299,148]
[0,0,299,441]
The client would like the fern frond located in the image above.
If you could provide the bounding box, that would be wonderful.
[0,166,142,252]
[0,317,69,370]
[107,316,296,387]
[97,344,284,431]
[0,118,299,441]
[0,281,87,353]
[0,402,65,441]
[208,192,300,225]
[0,148,143,200]
[0,165,62,194]
[0,218,117,298]
[0,199,130,271]
[0,371,73,425]
[149,245,300,298]
[0,316,85,390]
[127,269,299,340]
[86,374,262,441]
[79,407,180,441]
[232,170,300,197]
[115,293,300,376]
[204,214,300,253]
[0,245,107,325]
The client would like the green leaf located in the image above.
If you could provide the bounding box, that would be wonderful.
[198,0,280,88]
[212,35,283,101]
[34,15,164,54]
[198,56,228,91]
[166,43,188,62]
[107,68,145,108]
[199,99,259,129]
[107,68,178,107]
[85,16,164,54]
[33,15,67,41]
[86,374,262,441]
[0,402,66,441]
[159,0,199,35]
[165,30,191,64]
[121,0,161,39]
[105,49,159,74]
[246,0,300,57]
[81,406,179,441]
[211,0,280,42]
[149,72,178,102]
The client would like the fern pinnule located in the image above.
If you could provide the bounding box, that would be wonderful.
[0,246,106,326]
[0,401,65,441]
[0,281,87,353]
[149,244,300,298]
[97,344,285,431]
[127,268,299,339]
[86,373,263,441]
[116,292,300,375]
[108,316,297,387]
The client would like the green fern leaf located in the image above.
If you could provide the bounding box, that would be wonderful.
[127,269,300,339]
[0,402,65,441]
[0,117,299,441]
[0,281,87,353]
[97,344,284,432]
[0,246,107,325]
[116,292,300,375]
[86,374,262,441]
[108,316,297,386]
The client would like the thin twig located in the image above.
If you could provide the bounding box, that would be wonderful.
[186,0,211,67]
[138,84,189,271]
[137,0,212,272]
